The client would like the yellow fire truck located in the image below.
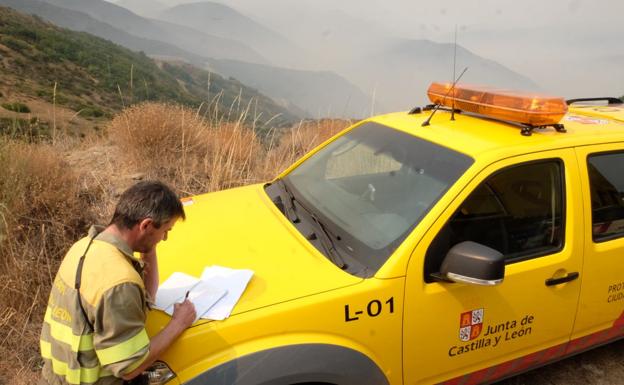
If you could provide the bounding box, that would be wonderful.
[145,84,624,385]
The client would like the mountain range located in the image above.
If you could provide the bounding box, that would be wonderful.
[0,5,296,133]
[0,0,542,119]
[158,2,303,68]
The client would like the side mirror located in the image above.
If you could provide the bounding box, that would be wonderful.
[440,241,505,286]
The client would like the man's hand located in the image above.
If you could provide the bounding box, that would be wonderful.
[122,299,196,381]
[172,300,196,330]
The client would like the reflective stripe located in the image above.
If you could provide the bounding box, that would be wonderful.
[41,340,112,384]
[44,307,94,351]
[122,350,149,375]
[41,338,52,358]
[96,328,149,366]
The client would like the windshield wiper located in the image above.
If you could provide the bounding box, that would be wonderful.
[308,214,347,270]
[278,179,346,270]
[278,179,299,223]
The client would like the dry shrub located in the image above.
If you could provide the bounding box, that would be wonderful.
[258,119,352,180]
[0,138,97,381]
[108,103,352,194]
[108,102,264,195]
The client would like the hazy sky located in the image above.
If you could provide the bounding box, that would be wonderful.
[115,0,624,98]
[154,0,624,34]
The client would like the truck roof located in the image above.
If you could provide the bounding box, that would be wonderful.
[370,104,624,162]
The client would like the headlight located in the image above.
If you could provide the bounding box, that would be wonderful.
[138,361,176,385]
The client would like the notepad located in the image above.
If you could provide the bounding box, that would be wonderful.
[154,272,227,322]
[154,266,253,321]
[200,266,254,320]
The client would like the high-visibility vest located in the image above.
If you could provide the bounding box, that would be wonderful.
[40,232,150,385]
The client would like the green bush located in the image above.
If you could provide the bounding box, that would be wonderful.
[1,102,31,113]
[0,117,50,141]
[79,107,105,118]
[0,36,30,53]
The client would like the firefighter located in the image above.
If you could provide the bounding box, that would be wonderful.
[40,180,196,385]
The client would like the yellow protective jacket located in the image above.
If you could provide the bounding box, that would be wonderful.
[40,227,150,385]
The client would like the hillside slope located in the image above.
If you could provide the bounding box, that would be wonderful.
[231,4,541,112]
[114,0,166,18]
[157,2,304,68]
[0,6,296,132]
[38,0,269,64]
[341,39,540,111]
[5,0,373,119]
[0,0,207,66]
[209,59,374,118]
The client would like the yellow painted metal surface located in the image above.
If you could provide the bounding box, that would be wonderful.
[404,149,584,384]
[147,277,404,384]
[572,142,624,339]
[156,184,362,315]
[569,104,624,123]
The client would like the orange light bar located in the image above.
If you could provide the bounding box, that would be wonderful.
[427,82,568,126]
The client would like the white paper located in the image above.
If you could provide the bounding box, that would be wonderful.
[199,266,254,320]
[186,281,227,322]
[153,272,199,311]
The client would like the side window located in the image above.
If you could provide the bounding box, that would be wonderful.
[588,152,624,241]
[424,160,565,282]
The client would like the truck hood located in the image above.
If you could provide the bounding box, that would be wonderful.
[150,184,361,323]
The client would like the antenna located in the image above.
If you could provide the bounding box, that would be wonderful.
[451,25,458,121]
[421,66,468,127]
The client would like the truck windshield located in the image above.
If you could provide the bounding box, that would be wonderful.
[284,122,473,272]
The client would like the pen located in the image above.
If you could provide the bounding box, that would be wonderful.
[184,290,190,301]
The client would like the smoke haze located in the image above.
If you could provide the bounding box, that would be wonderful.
[111,0,624,104]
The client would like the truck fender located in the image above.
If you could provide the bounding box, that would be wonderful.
[184,343,389,385]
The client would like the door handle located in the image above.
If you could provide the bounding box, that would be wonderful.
[545,272,579,286]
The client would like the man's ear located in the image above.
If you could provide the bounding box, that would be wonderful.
[138,218,154,232]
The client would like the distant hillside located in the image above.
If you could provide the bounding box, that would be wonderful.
[157,2,304,68]
[2,0,373,119]
[0,6,295,129]
[209,59,374,118]
[238,5,541,112]
[341,39,540,111]
[38,0,269,64]
[0,0,207,66]
[114,0,166,18]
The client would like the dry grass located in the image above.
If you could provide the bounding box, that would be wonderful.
[254,118,349,182]
[108,102,350,195]
[0,103,350,384]
[0,138,99,383]
[108,102,264,194]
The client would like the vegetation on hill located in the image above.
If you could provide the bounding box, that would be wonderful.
[2,0,376,120]
[0,6,295,132]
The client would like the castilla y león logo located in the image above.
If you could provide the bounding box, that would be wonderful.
[459,308,484,342]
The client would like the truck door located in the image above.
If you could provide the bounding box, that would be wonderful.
[403,150,583,384]
[571,144,624,350]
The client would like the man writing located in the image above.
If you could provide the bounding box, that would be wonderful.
[40,181,196,385]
